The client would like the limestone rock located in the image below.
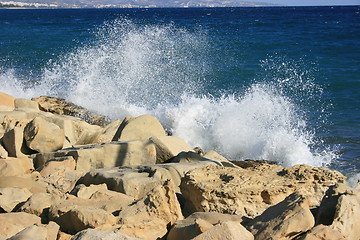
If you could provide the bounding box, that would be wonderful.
[20,192,63,222]
[71,183,108,199]
[0,212,41,239]
[2,127,34,157]
[34,140,156,173]
[246,192,314,240]
[315,183,351,225]
[71,229,141,240]
[0,176,47,194]
[150,136,194,163]
[113,114,166,142]
[52,206,117,234]
[39,156,76,176]
[0,144,8,159]
[116,180,183,240]
[32,96,110,127]
[330,188,360,240]
[49,194,134,233]
[0,187,32,212]
[300,225,345,240]
[14,98,40,111]
[0,91,15,108]
[24,117,64,153]
[39,168,84,195]
[7,221,60,240]
[0,157,34,177]
[193,221,254,240]
[89,119,122,144]
[80,161,217,199]
[180,164,345,218]
[167,212,244,240]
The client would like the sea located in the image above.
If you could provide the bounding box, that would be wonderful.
[0,6,359,185]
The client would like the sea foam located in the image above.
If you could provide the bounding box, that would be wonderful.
[0,19,337,168]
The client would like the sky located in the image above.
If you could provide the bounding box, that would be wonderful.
[251,0,360,5]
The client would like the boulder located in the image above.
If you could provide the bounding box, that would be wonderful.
[32,96,110,127]
[51,206,117,234]
[246,192,314,240]
[193,221,254,240]
[39,156,76,176]
[0,157,34,177]
[20,192,63,223]
[2,127,34,157]
[300,225,345,240]
[0,91,15,108]
[167,212,244,240]
[49,194,134,233]
[0,176,47,194]
[0,187,32,212]
[329,188,360,239]
[0,212,41,239]
[180,164,345,218]
[14,98,40,111]
[71,229,141,240]
[24,117,65,153]
[34,140,156,173]
[150,136,194,163]
[71,183,108,199]
[80,161,217,199]
[116,180,183,240]
[7,221,59,240]
[113,114,166,142]
[89,119,122,144]
[39,168,84,195]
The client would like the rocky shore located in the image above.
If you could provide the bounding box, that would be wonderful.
[0,91,359,240]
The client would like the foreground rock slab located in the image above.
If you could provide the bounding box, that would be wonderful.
[71,229,141,240]
[180,164,345,218]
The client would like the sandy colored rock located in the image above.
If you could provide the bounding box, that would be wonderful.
[0,157,34,177]
[39,156,76,176]
[89,119,122,143]
[7,221,60,240]
[80,161,217,199]
[71,229,141,240]
[34,140,156,172]
[0,212,41,239]
[329,188,360,240]
[14,98,40,111]
[57,231,73,240]
[0,91,15,108]
[0,176,47,194]
[2,127,34,157]
[0,144,8,159]
[72,183,108,199]
[116,180,183,240]
[52,206,117,234]
[24,117,64,153]
[150,136,194,163]
[113,114,166,142]
[32,96,110,127]
[20,192,63,222]
[180,164,345,218]
[39,168,84,195]
[193,221,254,240]
[167,212,244,240]
[246,192,314,240]
[49,194,135,233]
[0,187,32,212]
[300,225,345,240]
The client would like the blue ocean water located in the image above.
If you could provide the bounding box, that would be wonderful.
[0,7,359,182]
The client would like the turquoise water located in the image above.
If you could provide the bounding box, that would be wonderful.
[0,7,359,181]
